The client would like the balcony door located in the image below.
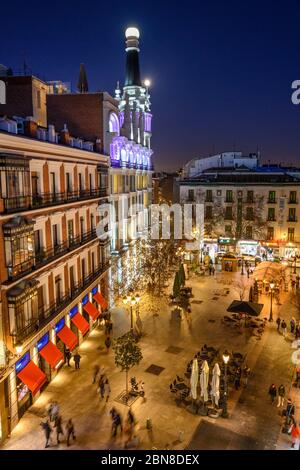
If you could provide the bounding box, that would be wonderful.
[31,172,39,197]
[37,285,45,320]
[50,172,56,198]
[55,275,62,303]
[69,265,75,293]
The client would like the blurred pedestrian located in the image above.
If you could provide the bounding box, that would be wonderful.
[277,384,285,407]
[110,407,123,437]
[276,317,281,332]
[242,365,251,388]
[50,401,59,422]
[269,384,277,404]
[290,422,300,448]
[54,414,64,444]
[40,419,52,448]
[281,320,287,338]
[73,352,81,370]
[104,379,111,402]
[124,409,136,448]
[234,367,242,390]
[65,347,71,367]
[92,364,100,384]
[291,318,296,334]
[66,419,76,447]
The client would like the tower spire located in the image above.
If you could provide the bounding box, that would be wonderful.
[77,63,89,93]
[124,27,141,87]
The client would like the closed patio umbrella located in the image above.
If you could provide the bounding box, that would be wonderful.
[200,360,209,403]
[190,358,199,400]
[211,363,221,407]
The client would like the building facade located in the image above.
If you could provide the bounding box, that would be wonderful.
[178,153,300,261]
[0,119,110,443]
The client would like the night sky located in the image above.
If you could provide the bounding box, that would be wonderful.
[1,0,300,171]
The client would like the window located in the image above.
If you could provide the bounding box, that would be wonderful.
[66,172,71,193]
[34,230,42,255]
[90,214,95,231]
[55,275,62,303]
[226,190,233,203]
[109,112,120,134]
[36,90,41,109]
[79,173,83,192]
[80,217,84,239]
[188,189,194,201]
[288,208,296,222]
[267,227,274,240]
[289,191,297,203]
[225,206,233,220]
[52,224,59,247]
[268,191,276,203]
[68,220,74,244]
[31,172,39,196]
[246,226,253,239]
[206,190,213,202]
[268,208,275,221]
[288,228,295,242]
[247,191,254,203]
[246,207,254,220]
[205,206,212,219]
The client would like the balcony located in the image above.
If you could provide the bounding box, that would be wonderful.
[288,200,298,204]
[5,228,103,283]
[267,218,276,222]
[287,218,297,222]
[2,188,108,214]
[10,261,110,345]
[267,199,277,204]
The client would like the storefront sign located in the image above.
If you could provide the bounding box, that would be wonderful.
[69,305,79,319]
[54,318,65,334]
[82,294,89,306]
[15,352,30,373]
[91,286,98,295]
[219,237,235,245]
[37,333,49,351]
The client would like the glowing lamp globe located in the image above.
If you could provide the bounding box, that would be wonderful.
[125,27,140,39]
[144,79,151,88]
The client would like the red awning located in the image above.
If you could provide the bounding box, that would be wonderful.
[71,312,90,335]
[17,361,47,395]
[39,341,64,369]
[93,292,108,310]
[83,301,100,321]
[57,325,78,351]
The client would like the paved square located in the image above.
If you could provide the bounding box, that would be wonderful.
[165,346,183,355]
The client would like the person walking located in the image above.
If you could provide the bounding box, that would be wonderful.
[105,335,111,353]
[66,419,76,447]
[296,275,300,289]
[296,323,300,339]
[234,367,242,390]
[54,414,64,444]
[290,422,300,448]
[124,409,136,448]
[40,419,52,448]
[277,384,285,407]
[92,364,100,384]
[65,348,71,367]
[104,379,111,402]
[50,401,59,422]
[242,365,251,388]
[281,320,287,338]
[73,352,81,370]
[269,384,277,404]
[276,317,281,332]
[291,318,296,334]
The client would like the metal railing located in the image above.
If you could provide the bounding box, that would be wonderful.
[10,261,110,345]
[2,188,108,213]
[6,229,102,282]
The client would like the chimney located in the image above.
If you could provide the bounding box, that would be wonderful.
[95,138,102,153]
[60,124,70,145]
[24,117,38,138]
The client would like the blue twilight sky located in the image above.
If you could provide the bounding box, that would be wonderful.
[1,0,300,171]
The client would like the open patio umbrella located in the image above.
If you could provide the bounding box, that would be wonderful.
[211,363,221,407]
[190,358,199,400]
[227,300,264,317]
[200,360,209,403]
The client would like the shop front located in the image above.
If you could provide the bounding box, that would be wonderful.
[218,237,236,254]
[54,318,78,361]
[15,352,46,419]
[260,242,280,261]
[237,240,259,257]
[37,332,64,383]
[202,239,218,263]
[69,304,90,338]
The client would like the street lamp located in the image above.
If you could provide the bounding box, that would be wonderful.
[294,256,297,275]
[123,292,140,331]
[15,342,23,355]
[241,258,244,275]
[222,350,230,418]
[269,282,275,322]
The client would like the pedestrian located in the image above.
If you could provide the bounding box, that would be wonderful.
[292,279,296,291]
[211,266,215,276]
[242,365,251,388]
[105,335,111,353]
[65,347,71,367]
[291,318,296,334]
[234,367,242,390]
[268,384,277,404]
[54,414,64,444]
[40,419,52,448]
[296,324,300,339]
[281,320,287,338]
[104,379,111,402]
[65,419,76,447]
[98,373,106,398]
[124,409,136,448]
[92,364,100,384]
[277,384,285,407]
[276,317,281,332]
[290,422,300,448]
[46,400,54,420]
[296,275,300,289]
[50,401,59,422]
[286,398,295,418]
[100,378,106,399]
[73,352,81,370]
[110,407,123,437]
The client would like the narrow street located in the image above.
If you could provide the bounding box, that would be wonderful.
[1,268,298,450]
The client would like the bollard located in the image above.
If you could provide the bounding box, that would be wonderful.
[146,418,152,430]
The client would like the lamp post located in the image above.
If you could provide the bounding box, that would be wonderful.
[123,292,140,332]
[269,282,275,322]
[222,350,230,418]
[294,256,297,275]
[241,258,244,275]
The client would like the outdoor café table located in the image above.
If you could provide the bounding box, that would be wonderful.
[174,383,188,391]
